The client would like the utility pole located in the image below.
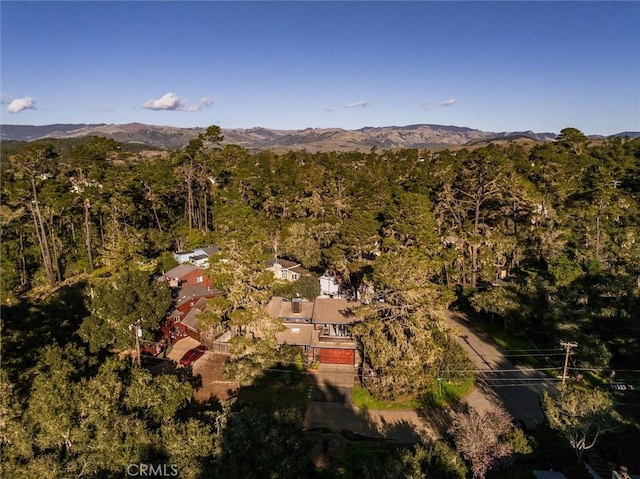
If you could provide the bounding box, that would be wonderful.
[130,319,143,368]
[560,340,578,394]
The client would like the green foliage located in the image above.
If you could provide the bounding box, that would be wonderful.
[2,345,203,478]
[159,419,216,478]
[124,368,193,424]
[2,132,640,475]
[272,273,321,301]
[355,249,456,401]
[278,221,323,269]
[548,254,583,287]
[413,441,468,479]
[541,384,616,463]
[155,250,179,274]
[79,268,172,352]
[470,286,520,319]
[330,441,467,479]
[352,385,420,410]
[215,406,313,478]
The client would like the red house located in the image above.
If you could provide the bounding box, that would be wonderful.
[157,264,214,290]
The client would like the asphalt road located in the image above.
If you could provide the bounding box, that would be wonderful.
[445,310,559,428]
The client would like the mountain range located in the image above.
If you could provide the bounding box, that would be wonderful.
[1,122,637,152]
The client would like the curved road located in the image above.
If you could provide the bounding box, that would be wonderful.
[445,310,560,428]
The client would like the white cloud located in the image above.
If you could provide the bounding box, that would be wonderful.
[440,98,457,107]
[344,100,371,109]
[7,96,36,113]
[142,92,213,112]
[142,92,186,110]
[199,97,214,107]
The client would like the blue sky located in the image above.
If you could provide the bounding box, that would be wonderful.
[1,1,638,135]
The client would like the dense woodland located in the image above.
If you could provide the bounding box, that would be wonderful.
[2,126,640,477]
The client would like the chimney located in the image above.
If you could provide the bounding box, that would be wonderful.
[292,297,302,314]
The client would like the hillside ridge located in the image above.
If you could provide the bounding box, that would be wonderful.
[2,122,637,152]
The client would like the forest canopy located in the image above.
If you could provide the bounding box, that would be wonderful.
[2,127,639,477]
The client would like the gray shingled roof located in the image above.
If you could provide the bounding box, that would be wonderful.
[200,246,220,256]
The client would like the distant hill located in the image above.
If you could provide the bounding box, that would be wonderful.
[220,124,557,152]
[2,122,636,152]
[0,123,202,149]
[611,131,640,139]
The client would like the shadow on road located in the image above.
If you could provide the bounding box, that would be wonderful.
[446,310,558,428]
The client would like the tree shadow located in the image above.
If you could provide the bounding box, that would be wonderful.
[144,354,204,392]
[2,281,89,395]
[415,399,464,441]
[304,367,425,444]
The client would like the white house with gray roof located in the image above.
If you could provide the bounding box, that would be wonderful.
[173,245,220,267]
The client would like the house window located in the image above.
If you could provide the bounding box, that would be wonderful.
[197,276,204,283]
[281,270,288,279]
[323,324,330,335]
[292,328,300,333]
[205,333,212,339]
[292,273,299,280]
[173,317,180,323]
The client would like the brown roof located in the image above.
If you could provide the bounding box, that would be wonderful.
[312,298,361,324]
[290,265,310,275]
[265,296,314,320]
[265,258,300,269]
[276,324,314,346]
[265,258,310,275]
[265,296,284,318]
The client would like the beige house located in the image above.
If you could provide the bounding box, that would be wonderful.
[265,258,310,281]
[264,296,361,366]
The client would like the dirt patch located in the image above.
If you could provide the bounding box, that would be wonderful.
[192,353,238,403]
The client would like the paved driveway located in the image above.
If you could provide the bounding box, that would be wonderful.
[309,364,355,403]
[303,364,433,443]
[167,337,201,362]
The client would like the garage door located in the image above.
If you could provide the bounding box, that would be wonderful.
[320,348,354,365]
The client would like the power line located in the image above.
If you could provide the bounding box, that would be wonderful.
[569,367,640,373]
[440,367,561,374]
[498,348,563,353]
[479,377,560,382]
[480,383,560,388]
[501,353,566,357]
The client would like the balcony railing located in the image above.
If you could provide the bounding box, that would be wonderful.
[319,334,355,343]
